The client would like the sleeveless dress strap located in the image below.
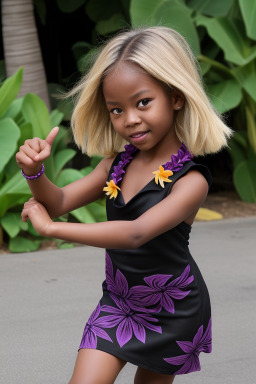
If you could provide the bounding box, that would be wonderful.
[106,153,122,181]
[166,160,213,195]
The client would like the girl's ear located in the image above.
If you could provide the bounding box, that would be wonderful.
[172,90,185,110]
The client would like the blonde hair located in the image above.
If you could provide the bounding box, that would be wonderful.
[70,26,232,157]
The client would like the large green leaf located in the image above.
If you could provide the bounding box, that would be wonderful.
[187,0,234,17]
[71,206,97,223]
[0,170,30,196]
[86,0,124,22]
[57,0,86,13]
[238,0,256,40]
[96,14,127,35]
[3,98,23,120]
[56,168,84,188]
[196,16,256,65]
[233,160,256,202]
[245,105,256,154]
[22,93,51,139]
[4,156,20,181]
[51,126,69,154]
[0,193,31,217]
[228,136,246,169]
[207,79,242,114]
[0,118,20,173]
[17,122,33,148]
[87,200,107,222]
[80,166,94,176]
[9,236,40,253]
[232,61,256,102]
[54,149,76,176]
[71,200,106,223]
[50,109,64,128]
[232,131,248,149]
[0,170,31,216]
[0,68,23,118]
[131,0,200,55]
[130,0,162,26]
[1,212,21,238]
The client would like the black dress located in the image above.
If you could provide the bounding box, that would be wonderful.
[79,148,212,376]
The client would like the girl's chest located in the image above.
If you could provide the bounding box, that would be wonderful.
[119,161,158,205]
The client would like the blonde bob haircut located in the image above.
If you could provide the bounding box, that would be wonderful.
[70,26,232,157]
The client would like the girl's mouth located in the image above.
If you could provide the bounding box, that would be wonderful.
[130,131,149,142]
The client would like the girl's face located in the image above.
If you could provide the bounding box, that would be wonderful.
[103,62,184,152]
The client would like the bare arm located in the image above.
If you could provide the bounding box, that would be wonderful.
[25,157,112,218]
[16,127,114,217]
[22,170,208,249]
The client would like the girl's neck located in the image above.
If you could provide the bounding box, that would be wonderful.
[134,134,182,165]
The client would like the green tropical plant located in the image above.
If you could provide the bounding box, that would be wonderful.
[130,0,256,202]
[0,68,107,252]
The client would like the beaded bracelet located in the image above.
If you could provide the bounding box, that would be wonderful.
[21,163,45,180]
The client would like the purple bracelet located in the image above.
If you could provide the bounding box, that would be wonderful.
[21,164,45,180]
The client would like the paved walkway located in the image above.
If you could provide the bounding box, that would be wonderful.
[1,217,255,384]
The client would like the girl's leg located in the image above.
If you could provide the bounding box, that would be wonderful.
[68,348,127,384]
[134,366,175,384]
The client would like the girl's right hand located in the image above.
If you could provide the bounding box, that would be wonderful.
[16,126,59,176]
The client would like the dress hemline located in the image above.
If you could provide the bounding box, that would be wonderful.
[78,345,206,376]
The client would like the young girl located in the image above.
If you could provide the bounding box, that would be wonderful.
[16,27,232,384]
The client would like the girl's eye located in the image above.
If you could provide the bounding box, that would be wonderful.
[111,108,123,115]
[138,99,150,107]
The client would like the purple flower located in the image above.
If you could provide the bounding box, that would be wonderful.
[110,144,137,184]
[165,143,193,172]
[105,252,160,313]
[79,303,113,349]
[101,296,162,347]
[107,142,193,193]
[164,318,212,374]
[129,265,194,313]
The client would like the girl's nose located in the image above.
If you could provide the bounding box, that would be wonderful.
[124,110,142,127]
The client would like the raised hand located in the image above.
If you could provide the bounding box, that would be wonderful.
[16,126,59,176]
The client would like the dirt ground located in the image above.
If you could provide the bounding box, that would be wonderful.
[1,190,256,254]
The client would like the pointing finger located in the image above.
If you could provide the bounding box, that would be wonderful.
[45,126,59,146]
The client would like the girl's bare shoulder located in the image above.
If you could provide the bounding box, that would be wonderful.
[99,154,118,176]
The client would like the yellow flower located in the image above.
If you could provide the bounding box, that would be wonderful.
[152,166,173,188]
[103,180,121,199]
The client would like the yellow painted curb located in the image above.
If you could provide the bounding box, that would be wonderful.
[196,208,223,221]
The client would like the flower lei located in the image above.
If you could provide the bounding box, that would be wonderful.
[103,143,193,199]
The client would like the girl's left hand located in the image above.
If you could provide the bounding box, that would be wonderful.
[21,198,53,237]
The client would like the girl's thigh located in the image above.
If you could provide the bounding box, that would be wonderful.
[68,348,127,384]
[134,366,175,384]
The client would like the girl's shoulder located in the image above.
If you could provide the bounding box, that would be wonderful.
[100,153,119,177]
[178,160,213,188]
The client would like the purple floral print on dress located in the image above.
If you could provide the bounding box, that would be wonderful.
[101,295,162,347]
[79,303,113,349]
[105,251,161,313]
[129,265,194,313]
[164,318,212,374]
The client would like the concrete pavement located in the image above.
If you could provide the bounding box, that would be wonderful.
[1,217,256,384]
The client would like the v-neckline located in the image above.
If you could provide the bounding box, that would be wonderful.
[117,151,158,206]
[108,142,193,207]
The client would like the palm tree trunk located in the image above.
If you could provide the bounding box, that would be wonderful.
[2,0,51,110]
